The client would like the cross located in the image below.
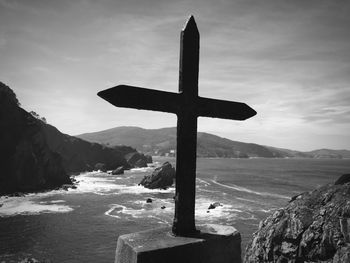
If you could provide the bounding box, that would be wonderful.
[98,16,256,236]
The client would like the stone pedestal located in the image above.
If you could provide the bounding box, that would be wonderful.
[115,224,241,263]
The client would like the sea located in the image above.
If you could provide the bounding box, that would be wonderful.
[1,157,350,262]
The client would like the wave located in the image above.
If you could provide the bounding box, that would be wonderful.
[211,180,290,200]
[72,171,174,195]
[0,197,73,217]
[104,203,172,224]
[104,196,252,224]
[127,167,154,173]
[196,178,210,187]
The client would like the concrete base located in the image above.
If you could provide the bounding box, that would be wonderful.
[115,224,241,263]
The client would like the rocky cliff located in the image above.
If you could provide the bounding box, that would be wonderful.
[0,82,71,195]
[245,174,350,263]
[0,82,139,195]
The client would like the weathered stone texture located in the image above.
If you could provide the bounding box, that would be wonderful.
[245,177,350,263]
[139,162,175,189]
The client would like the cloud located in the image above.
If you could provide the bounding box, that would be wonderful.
[1,0,349,150]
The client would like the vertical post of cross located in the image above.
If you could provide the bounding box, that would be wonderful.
[172,16,200,236]
[97,15,257,242]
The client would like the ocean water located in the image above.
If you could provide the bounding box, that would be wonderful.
[1,157,349,262]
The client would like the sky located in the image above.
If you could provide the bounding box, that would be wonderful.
[1,0,349,151]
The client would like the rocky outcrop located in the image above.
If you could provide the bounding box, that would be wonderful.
[335,174,350,185]
[125,152,152,168]
[139,162,175,189]
[112,166,125,175]
[245,174,350,263]
[208,202,222,210]
[0,82,71,195]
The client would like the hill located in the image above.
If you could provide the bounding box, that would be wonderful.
[0,82,136,195]
[78,126,350,159]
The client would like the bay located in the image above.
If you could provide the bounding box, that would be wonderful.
[1,158,349,262]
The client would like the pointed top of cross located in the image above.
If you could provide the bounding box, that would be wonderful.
[183,15,199,34]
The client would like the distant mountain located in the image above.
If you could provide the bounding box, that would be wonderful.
[305,149,350,159]
[78,126,349,159]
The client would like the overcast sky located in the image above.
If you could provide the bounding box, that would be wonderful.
[1,0,349,151]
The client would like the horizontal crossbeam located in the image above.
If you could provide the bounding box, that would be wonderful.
[197,97,256,120]
[98,85,256,120]
[98,85,180,114]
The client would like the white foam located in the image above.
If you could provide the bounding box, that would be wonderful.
[71,171,175,195]
[104,205,123,218]
[128,167,154,173]
[211,180,290,200]
[39,200,66,204]
[195,197,240,221]
[104,196,247,224]
[105,204,154,219]
[196,178,210,187]
[119,185,174,195]
[73,173,122,194]
[0,197,73,217]
[258,208,275,213]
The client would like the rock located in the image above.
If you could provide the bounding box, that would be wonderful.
[245,174,350,263]
[112,166,125,175]
[125,152,152,168]
[61,184,71,191]
[139,162,175,189]
[135,158,147,168]
[94,163,107,172]
[146,198,153,203]
[332,245,350,262]
[208,202,222,210]
[145,155,153,164]
[11,192,25,197]
[161,206,166,209]
[335,174,350,185]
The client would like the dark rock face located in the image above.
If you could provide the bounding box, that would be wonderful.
[245,176,350,263]
[0,82,71,195]
[112,166,125,175]
[335,174,350,185]
[125,152,152,168]
[139,162,175,189]
[208,202,222,210]
[94,163,107,172]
